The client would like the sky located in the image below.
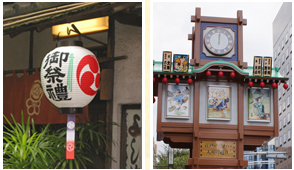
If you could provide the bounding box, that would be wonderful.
[151,1,284,154]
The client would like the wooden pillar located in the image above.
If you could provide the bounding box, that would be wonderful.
[193,8,201,66]
[191,81,200,168]
[237,81,247,168]
[105,15,115,169]
[29,30,34,74]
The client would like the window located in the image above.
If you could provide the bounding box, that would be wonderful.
[290,25,292,37]
[279,104,282,115]
[286,63,289,75]
[283,133,287,144]
[282,54,285,65]
[287,96,290,107]
[287,112,291,124]
[283,116,286,128]
[274,51,277,61]
[290,42,292,53]
[275,138,279,147]
[278,45,281,55]
[286,48,289,60]
[286,32,289,43]
[288,129,291,141]
[283,101,286,111]
[278,60,281,70]
[282,39,284,49]
[280,136,282,146]
[279,120,282,130]
[279,89,282,100]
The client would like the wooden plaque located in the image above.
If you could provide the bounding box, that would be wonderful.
[199,140,237,159]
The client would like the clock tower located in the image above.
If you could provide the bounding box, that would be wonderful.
[189,8,247,68]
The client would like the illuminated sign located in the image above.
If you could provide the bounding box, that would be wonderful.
[200,140,237,159]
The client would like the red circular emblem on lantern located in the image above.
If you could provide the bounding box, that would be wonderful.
[76,55,100,96]
[206,70,211,76]
[162,77,168,83]
[248,81,253,87]
[260,82,265,88]
[175,78,180,84]
[283,83,288,89]
[187,78,193,84]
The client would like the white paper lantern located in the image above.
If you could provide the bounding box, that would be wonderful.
[40,40,100,113]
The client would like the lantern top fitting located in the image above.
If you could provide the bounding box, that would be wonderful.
[57,40,83,47]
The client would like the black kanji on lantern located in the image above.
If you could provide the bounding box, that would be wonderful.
[46,85,57,100]
[44,66,65,83]
[55,83,72,101]
[43,51,70,69]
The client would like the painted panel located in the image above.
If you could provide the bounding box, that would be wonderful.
[200,140,237,159]
[161,83,193,123]
[207,85,231,121]
[199,81,238,125]
[173,54,189,73]
[248,87,271,122]
[243,83,274,126]
[166,83,190,119]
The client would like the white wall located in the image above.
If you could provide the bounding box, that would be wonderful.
[111,20,142,169]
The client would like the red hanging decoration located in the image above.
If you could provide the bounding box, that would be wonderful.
[230,72,235,78]
[153,97,156,103]
[272,82,277,89]
[218,71,224,77]
[248,81,253,87]
[162,77,168,83]
[260,82,265,88]
[153,77,155,83]
[283,83,288,89]
[175,78,180,84]
[187,78,193,84]
[206,70,211,77]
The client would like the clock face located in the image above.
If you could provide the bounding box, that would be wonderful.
[204,27,234,56]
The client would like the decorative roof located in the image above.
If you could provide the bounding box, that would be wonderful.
[153,60,289,80]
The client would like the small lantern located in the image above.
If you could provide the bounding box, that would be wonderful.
[218,71,224,77]
[153,97,156,103]
[230,72,235,78]
[162,77,168,83]
[283,83,288,89]
[206,70,211,77]
[153,77,155,83]
[248,81,253,87]
[175,78,180,84]
[272,82,277,89]
[260,81,265,88]
[187,78,193,84]
[40,40,100,159]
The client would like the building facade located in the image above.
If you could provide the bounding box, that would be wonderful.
[244,145,275,169]
[272,2,292,169]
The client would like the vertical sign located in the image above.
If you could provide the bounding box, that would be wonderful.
[66,114,76,159]
[120,105,142,169]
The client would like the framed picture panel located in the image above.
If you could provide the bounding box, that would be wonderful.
[173,54,189,73]
[166,83,190,119]
[207,85,231,121]
[247,87,271,122]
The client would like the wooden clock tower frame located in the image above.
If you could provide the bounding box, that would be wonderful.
[188,8,248,69]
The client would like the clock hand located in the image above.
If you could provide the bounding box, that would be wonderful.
[218,33,220,45]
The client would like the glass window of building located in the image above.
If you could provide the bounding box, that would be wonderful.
[283,116,286,127]
[286,32,289,43]
[283,101,286,111]
[279,136,282,146]
[279,104,282,114]
[279,89,282,99]
[287,112,291,123]
[274,50,277,60]
[283,133,287,143]
[290,25,292,37]
[278,45,281,54]
[287,96,290,107]
[276,138,279,147]
[288,129,291,140]
[286,48,289,59]
[290,42,292,53]
[282,39,284,49]
[279,120,282,130]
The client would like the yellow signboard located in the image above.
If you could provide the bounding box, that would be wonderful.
[200,140,237,159]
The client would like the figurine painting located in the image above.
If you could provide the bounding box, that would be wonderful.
[207,86,231,120]
[248,88,270,122]
[173,54,189,73]
[166,84,190,119]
